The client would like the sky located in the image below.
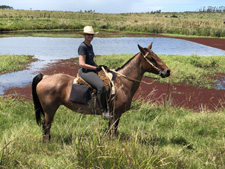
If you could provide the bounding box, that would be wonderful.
[1,0,224,13]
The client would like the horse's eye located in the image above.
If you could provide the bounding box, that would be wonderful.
[149,57,155,62]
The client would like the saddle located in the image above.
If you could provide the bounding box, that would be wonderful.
[75,69,114,93]
[70,69,116,115]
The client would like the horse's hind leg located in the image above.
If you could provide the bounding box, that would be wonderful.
[42,114,52,142]
[42,106,59,142]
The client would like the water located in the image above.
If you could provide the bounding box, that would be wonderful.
[1,37,225,58]
[0,37,225,94]
[217,76,225,90]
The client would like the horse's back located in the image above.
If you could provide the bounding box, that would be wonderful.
[36,73,74,104]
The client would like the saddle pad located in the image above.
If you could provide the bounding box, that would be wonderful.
[70,84,91,104]
[76,70,113,92]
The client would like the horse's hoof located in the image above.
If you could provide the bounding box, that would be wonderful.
[102,111,113,120]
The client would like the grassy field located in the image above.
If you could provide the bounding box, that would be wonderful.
[0,54,225,168]
[96,53,225,89]
[0,96,224,168]
[0,54,36,74]
[0,9,225,37]
[1,52,225,89]
[2,53,225,89]
[1,8,225,167]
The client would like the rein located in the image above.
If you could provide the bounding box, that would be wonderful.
[110,52,161,85]
[110,69,156,85]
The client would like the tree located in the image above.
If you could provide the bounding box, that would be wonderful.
[199,6,225,13]
[0,5,13,9]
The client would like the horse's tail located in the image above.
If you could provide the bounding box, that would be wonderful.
[32,73,44,126]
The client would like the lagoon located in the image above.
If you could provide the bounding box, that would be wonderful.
[1,37,225,59]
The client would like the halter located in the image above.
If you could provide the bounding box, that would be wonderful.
[142,52,161,72]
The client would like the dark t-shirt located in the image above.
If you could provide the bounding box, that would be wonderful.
[78,42,96,66]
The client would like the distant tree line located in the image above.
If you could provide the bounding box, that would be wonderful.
[148,10,161,14]
[79,10,95,13]
[199,6,225,13]
[0,5,13,9]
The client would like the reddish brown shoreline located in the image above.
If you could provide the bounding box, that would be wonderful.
[3,36,225,111]
[171,36,225,51]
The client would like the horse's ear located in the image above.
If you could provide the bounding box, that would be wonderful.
[148,42,153,49]
[138,44,146,54]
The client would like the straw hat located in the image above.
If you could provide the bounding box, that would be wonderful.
[83,26,99,34]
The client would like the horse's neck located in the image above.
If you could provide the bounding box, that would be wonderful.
[119,53,144,81]
[116,54,145,96]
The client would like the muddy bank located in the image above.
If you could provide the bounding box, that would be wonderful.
[175,37,225,51]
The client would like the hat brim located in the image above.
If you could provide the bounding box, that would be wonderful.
[84,31,99,35]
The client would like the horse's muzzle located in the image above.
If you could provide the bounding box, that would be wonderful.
[160,69,170,78]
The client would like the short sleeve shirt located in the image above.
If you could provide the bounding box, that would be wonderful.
[78,42,96,66]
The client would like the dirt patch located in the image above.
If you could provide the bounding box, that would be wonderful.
[163,36,225,51]
[3,36,225,111]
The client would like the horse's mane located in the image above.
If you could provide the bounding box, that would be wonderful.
[115,53,139,71]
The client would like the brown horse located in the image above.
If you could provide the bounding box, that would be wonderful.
[32,43,170,141]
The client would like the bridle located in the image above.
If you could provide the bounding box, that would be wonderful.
[142,52,161,72]
[109,52,161,85]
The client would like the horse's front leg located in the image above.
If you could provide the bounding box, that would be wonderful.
[108,115,121,136]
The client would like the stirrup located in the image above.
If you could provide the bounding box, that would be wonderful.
[102,110,113,120]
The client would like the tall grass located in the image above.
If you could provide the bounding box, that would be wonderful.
[96,53,225,89]
[0,96,224,168]
[1,53,225,89]
[0,54,36,74]
[0,9,225,37]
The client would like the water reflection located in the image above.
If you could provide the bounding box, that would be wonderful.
[0,37,225,94]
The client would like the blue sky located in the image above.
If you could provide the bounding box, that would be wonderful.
[1,0,224,13]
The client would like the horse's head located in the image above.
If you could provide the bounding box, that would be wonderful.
[138,43,170,78]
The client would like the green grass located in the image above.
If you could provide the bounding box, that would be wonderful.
[1,53,225,89]
[0,29,156,38]
[0,54,36,74]
[0,9,225,37]
[0,53,224,168]
[0,96,224,168]
[161,33,225,39]
[96,53,225,89]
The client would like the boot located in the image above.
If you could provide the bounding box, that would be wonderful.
[102,109,113,120]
